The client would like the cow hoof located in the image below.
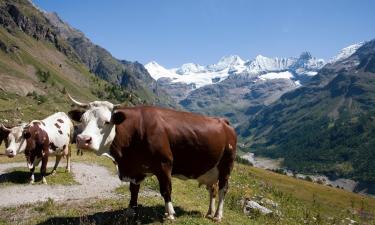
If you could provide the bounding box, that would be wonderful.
[205,213,214,219]
[212,217,222,223]
[29,180,35,184]
[42,177,47,184]
[124,208,136,216]
[65,168,71,173]
[164,213,175,221]
[51,170,56,176]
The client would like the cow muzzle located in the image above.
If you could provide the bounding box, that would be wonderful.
[77,134,92,149]
[6,149,15,158]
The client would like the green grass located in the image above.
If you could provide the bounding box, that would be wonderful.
[0,145,374,224]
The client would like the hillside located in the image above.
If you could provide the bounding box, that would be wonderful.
[44,11,176,107]
[0,0,173,124]
[240,40,375,193]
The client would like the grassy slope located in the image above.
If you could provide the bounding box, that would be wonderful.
[0,145,374,225]
[0,25,139,123]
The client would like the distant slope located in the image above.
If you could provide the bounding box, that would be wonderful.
[240,40,375,193]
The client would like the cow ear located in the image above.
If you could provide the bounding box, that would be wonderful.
[68,109,85,122]
[23,131,31,139]
[111,111,126,125]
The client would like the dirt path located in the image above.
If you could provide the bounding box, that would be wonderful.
[0,162,128,207]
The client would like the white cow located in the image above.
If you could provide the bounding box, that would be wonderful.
[0,112,73,184]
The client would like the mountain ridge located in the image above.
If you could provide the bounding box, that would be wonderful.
[146,52,325,90]
[43,9,176,107]
[239,39,375,194]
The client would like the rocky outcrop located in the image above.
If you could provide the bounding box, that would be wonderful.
[0,1,78,60]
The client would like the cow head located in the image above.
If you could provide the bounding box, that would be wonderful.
[1,124,27,158]
[68,94,125,155]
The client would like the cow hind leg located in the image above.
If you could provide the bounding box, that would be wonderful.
[65,144,71,172]
[156,162,175,220]
[213,148,235,222]
[129,183,140,208]
[41,156,48,184]
[213,182,228,222]
[51,155,62,175]
[206,183,218,219]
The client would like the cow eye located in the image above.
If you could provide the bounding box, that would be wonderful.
[104,121,110,125]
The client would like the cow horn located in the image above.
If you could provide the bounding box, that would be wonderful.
[68,93,89,108]
[0,124,11,132]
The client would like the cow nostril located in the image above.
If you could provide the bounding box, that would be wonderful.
[85,137,92,144]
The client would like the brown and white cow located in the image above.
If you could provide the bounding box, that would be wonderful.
[0,112,73,184]
[68,95,237,222]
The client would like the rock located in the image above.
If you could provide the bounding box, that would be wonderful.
[261,198,279,208]
[243,199,273,215]
[345,218,357,224]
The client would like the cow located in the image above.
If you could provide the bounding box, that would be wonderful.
[68,95,237,222]
[0,112,73,184]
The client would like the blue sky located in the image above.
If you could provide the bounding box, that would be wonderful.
[33,0,375,68]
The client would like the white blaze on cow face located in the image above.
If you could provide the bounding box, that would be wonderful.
[76,102,116,155]
[5,125,27,157]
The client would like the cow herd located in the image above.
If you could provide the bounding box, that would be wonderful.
[0,94,237,222]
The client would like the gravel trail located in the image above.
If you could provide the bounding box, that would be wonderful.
[0,162,124,207]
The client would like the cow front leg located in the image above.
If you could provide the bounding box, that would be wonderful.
[156,163,175,220]
[28,157,41,184]
[41,156,48,184]
[29,166,35,184]
[129,182,140,208]
[206,183,218,219]
[51,155,62,175]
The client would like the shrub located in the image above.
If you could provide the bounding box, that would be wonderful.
[36,70,51,83]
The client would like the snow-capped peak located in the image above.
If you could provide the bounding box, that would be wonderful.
[329,42,365,64]
[217,55,245,67]
[145,61,177,81]
[246,55,295,74]
[207,55,246,72]
[176,63,205,75]
[145,52,326,89]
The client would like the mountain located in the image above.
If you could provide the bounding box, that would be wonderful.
[329,42,365,64]
[43,11,175,107]
[239,40,375,193]
[0,0,172,125]
[147,54,324,90]
[146,53,325,125]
